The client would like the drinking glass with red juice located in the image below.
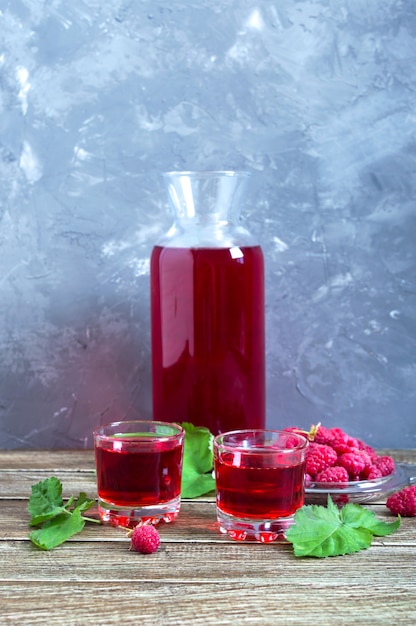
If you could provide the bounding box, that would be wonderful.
[214,429,309,542]
[94,420,184,528]
[150,171,265,435]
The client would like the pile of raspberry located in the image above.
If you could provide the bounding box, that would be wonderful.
[300,425,395,484]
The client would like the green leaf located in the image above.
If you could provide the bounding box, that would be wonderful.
[28,477,66,526]
[28,477,99,549]
[71,492,96,514]
[340,503,401,536]
[29,508,86,550]
[285,496,401,558]
[182,467,216,499]
[181,422,216,498]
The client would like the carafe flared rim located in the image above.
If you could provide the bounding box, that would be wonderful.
[163,170,251,179]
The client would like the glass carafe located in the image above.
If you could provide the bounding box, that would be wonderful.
[150,171,265,435]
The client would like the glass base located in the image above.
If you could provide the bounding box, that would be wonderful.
[217,508,295,542]
[98,495,181,529]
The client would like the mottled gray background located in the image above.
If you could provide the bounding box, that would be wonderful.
[0,0,415,449]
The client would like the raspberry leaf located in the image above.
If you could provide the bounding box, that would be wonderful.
[29,509,86,550]
[286,496,400,557]
[340,502,401,536]
[181,467,216,499]
[181,422,216,498]
[71,492,96,513]
[28,476,67,526]
[28,477,99,549]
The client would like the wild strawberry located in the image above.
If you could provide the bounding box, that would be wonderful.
[306,443,337,478]
[128,522,161,554]
[386,485,416,517]
[316,466,350,483]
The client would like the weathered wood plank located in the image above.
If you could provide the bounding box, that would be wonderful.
[1,540,416,584]
[0,469,98,499]
[0,581,414,626]
[1,500,219,541]
[2,500,415,544]
[0,449,415,626]
[0,450,96,470]
[0,500,416,545]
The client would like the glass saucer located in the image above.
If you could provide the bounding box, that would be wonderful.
[305,462,416,505]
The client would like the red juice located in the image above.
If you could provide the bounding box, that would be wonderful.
[95,439,183,507]
[215,452,306,518]
[150,245,265,434]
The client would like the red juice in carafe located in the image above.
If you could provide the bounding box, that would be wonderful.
[95,439,183,507]
[150,245,265,434]
[215,452,306,519]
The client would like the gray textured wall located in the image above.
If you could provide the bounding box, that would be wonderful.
[0,0,415,449]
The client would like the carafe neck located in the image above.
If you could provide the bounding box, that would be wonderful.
[161,170,254,247]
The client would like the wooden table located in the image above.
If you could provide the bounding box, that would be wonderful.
[1,449,415,625]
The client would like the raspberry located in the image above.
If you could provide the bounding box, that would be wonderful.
[283,427,306,434]
[305,443,337,478]
[305,473,313,485]
[316,466,350,483]
[386,486,416,517]
[360,464,383,480]
[373,455,395,477]
[314,426,352,448]
[312,425,335,446]
[283,433,306,448]
[331,443,353,455]
[355,439,377,459]
[283,427,310,447]
[128,522,161,554]
[288,423,396,485]
[337,451,371,478]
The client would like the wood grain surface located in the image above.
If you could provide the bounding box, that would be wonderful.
[1,450,415,625]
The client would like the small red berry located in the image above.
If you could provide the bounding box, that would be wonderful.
[129,522,161,554]
[386,486,416,517]
[306,443,337,478]
[356,439,377,459]
[314,426,352,448]
[332,442,355,455]
[312,425,334,446]
[337,451,369,478]
[305,473,313,485]
[360,465,383,480]
[288,423,396,485]
[316,466,350,483]
[373,455,395,477]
